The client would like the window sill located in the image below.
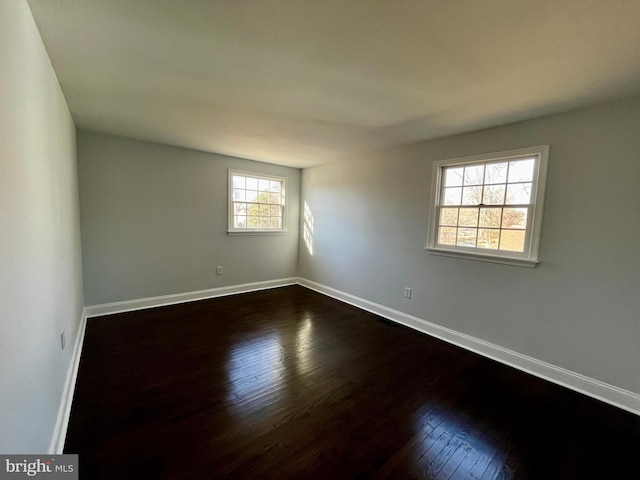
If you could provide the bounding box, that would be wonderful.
[227,230,288,236]
[425,247,539,268]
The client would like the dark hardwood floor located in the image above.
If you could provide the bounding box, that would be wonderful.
[65,285,640,479]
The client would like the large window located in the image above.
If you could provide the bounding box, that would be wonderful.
[427,146,549,267]
[228,170,286,234]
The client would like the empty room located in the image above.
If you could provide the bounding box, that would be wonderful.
[1,0,639,478]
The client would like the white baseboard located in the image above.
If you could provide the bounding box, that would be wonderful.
[85,278,298,318]
[50,278,297,451]
[297,277,640,416]
[62,275,639,445]
[49,308,88,454]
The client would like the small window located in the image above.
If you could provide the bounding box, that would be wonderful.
[228,170,286,234]
[427,146,549,267]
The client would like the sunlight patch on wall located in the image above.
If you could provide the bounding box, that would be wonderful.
[303,201,314,255]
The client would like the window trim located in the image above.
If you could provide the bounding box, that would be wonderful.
[426,145,549,267]
[227,169,287,235]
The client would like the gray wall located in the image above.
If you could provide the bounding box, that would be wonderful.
[78,131,300,305]
[299,97,640,395]
[0,1,84,453]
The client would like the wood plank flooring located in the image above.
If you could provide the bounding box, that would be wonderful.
[65,285,640,479]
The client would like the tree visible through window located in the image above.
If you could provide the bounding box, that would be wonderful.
[428,146,549,266]
[228,171,286,233]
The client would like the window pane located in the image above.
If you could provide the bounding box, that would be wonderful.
[479,207,501,228]
[502,208,528,229]
[508,158,535,183]
[457,228,477,247]
[246,203,258,216]
[438,227,457,245]
[464,165,485,185]
[269,192,281,204]
[230,172,286,231]
[462,186,482,205]
[245,190,259,203]
[431,147,546,262]
[482,185,505,205]
[270,217,282,229]
[258,179,270,192]
[269,180,281,192]
[232,175,245,189]
[259,217,270,229]
[246,177,258,190]
[477,229,500,249]
[440,208,459,226]
[458,208,478,227]
[506,183,532,204]
[443,187,462,205]
[444,167,463,187]
[233,189,246,201]
[485,162,508,184]
[500,230,525,252]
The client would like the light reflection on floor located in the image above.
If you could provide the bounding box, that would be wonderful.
[223,319,516,478]
[295,316,314,376]
[412,407,513,479]
[226,332,284,416]
[225,316,317,420]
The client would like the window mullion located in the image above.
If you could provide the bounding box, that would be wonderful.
[228,170,286,233]
[428,145,547,264]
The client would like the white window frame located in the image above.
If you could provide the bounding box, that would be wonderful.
[426,145,549,267]
[228,170,287,235]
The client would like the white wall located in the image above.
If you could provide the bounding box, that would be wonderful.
[0,1,84,453]
[78,131,300,305]
[299,97,640,396]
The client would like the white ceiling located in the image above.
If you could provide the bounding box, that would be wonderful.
[27,0,640,168]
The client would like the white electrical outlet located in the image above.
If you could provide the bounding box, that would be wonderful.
[404,287,412,299]
[61,331,65,350]
[216,266,223,275]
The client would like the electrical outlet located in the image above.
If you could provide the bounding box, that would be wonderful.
[404,287,412,299]
[216,266,223,275]
[61,331,65,350]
